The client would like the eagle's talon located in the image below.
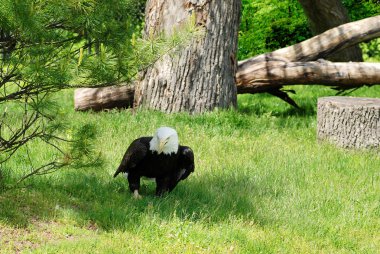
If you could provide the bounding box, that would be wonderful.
[133,190,142,199]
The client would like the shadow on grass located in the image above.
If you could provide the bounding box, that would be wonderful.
[0,168,281,231]
[238,97,317,118]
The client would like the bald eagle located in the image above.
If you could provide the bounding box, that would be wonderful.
[113,127,194,198]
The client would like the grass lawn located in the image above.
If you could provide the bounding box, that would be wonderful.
[0,85,379,253]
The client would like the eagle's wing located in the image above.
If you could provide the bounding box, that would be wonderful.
[164,146,195,193]
[113,137,152,177]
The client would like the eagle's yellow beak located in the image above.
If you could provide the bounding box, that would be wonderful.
[158,139,166,154]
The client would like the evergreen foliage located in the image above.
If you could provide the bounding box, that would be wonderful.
[0,0,146,182]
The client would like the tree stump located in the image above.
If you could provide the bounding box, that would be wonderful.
[317,96,380,148]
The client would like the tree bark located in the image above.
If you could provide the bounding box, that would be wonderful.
[133,0,241,114]
[317,97,380,148]
[298,0,363,62]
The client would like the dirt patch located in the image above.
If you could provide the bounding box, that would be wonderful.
[0,226,39,253]
[0,219,79,253]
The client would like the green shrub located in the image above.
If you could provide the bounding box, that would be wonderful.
[239,0,310,59]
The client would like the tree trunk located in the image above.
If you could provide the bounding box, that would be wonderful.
[133,0,241,114]
[317,97,380,148]
[298,0,363,62]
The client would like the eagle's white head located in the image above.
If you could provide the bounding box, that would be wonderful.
[149,127,179,155]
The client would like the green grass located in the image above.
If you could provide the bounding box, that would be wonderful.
[1,85,380,253]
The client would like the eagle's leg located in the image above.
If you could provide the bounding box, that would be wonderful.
[155,176,171,196]
[127,173,142,199]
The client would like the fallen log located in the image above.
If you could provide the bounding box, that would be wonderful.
[236,60,380,93]
[74,15,380,111]
[74,84,134,111]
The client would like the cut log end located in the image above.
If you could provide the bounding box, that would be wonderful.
[317,96,380,149]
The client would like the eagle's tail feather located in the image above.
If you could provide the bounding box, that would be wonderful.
[113,170,120,178]
[113,164,128,178]
[113,165,122,178]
